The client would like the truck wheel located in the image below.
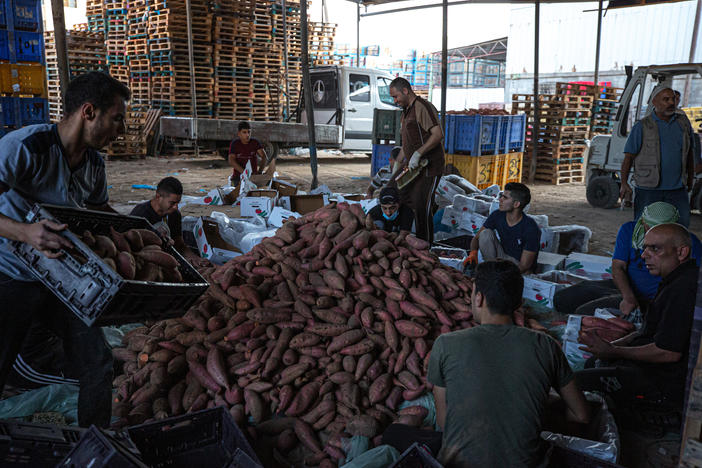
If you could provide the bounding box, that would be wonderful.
[586,176,620,209]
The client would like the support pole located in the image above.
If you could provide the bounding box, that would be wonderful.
[529,0,540,184]
[684,0,702,107]
[356,2,360,67]
[593,0,603,87]
[440,0,448,132]
[50,0,69,103]
[283,0,290,119]
[301,0,319,189]
[185,0,198,155]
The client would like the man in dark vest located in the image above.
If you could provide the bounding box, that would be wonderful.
[389,77,444,242]
[620,86,695,227]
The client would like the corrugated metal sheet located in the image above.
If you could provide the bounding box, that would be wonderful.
[506,1,701,75]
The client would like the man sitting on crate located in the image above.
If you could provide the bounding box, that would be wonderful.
[227,121,270,187]
[553,202,702,316]
[576,223,699,412]
[466,182,540,274]
[389,77,444,243]
[367,186,414,233]
[0,72,130,428]
[428,260,590,467]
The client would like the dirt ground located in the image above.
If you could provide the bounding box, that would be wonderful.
[105,152,702,255]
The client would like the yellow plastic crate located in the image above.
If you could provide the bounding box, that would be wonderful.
[445,154,499,189]
[496,152,524,186]
[0,62,46,96]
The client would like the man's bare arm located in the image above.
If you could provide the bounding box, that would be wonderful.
[433,385,447,431]
[417,126,443,157]
[557,380,590,424]
[611,259,637,315]
[620,153,635,200]
[518,250,537,274]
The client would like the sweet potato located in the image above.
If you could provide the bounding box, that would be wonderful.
[408,288,439,310]
[206,347,229,389]
[290,332,321,349]
[369,373,392,404]
[395,320,428,338]
[246,308,292,324]
[279,362,311,385]
[286,381,321,416]
[175,330,207,346]
[95,235,117,258]
[244,389,266,423]
[404,235,429,250]
[135,250,179,269]
[294,419,322,453]
[306,323,351,337]
[188,359,221,392]
[340,338,375,356]
[133,228,162,246]
[347,414,380,438]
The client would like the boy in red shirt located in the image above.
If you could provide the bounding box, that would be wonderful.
[228,121,268,185]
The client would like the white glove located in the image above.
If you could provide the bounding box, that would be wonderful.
[409,151,422,170]
[392,161,401,175]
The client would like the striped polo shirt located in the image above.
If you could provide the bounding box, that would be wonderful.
[0,124,108,281]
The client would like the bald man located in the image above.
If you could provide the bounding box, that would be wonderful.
[576,223,698,409]
[620,87,696,227]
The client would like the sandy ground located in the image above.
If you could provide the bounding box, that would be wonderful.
[105,152,702,255]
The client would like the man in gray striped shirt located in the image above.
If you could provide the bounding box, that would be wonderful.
[0,72,129,427]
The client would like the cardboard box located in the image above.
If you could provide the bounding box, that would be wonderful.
[360,198,378,214]
[343,194,365,201]
[288,194,329,214]
[461,213,486,235]
[565,252,613,280]
[536,251,566,273]
[241,190,278,219]
[249,174,272,188]
[430,246,467,271]
[539,227,556,253]
[193,216,242,265]
[268,207,301,228]
[522,275,568,309]
[271,179,297,197]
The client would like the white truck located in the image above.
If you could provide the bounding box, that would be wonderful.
[585,63,702,209]
[158,66,398,157]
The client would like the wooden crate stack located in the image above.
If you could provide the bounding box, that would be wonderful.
[44,26,108,122]
[271,0,302,118]
[148,0,214,118]
[308,21,341,66]
[590,85,622,136]
[86,0,106,33]
[211,0,241,119]
[104,0,128,84]
[512,91,591,185]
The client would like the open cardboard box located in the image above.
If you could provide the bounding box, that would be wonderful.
[241,190,278,218]
[280,194,329,214]
[193,216,242,265]
[271,179,297,197]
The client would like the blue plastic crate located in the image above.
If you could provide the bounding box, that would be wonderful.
[499,114,527,153]
[444,114,503,156]
[0,96,17,127]
[0,30,9,61]
[14,30,43,62]
[0,0,6,28]
[371,143,394,177]
[12,0,42,31]
[19,97,46,124]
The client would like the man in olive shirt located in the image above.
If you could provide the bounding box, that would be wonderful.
[428,260,589,467]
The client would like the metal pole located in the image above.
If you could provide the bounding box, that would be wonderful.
[529,0,540,184]
[684,0,702,107]
[356,2,360,67]
[593,0,603,87]
[440,0,448,132]
[283,0,290,119]
[50,0,70,104]
[185,0,198,155]
[301,0,319,189]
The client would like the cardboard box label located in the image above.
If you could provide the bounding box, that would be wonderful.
[522,275,566,308]
[193,217,241,265]
[565,253,613,280]
[268,207,301,228]
[241,197,274,219]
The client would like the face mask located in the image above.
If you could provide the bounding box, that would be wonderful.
[383,211,399,221]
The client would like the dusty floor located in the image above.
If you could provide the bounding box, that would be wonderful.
[105,152,702,255]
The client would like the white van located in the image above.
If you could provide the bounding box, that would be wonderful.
[303,66,399,152]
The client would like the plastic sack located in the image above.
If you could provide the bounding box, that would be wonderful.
[482,184,501,197]
[0,384,79,424]
[435,178,466,209]
[209,211,267,250]
[340,444,400,468]
[400,393,437,430]
[550,225,593,254]
[541,393,620,464]
[102,324,145,349]
[239,228,278,253]
[529,214,550,229]
[444,174,479,195]
[343,435,370,464]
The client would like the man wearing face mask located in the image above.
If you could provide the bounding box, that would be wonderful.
[620,86,696,227]
[367,186,414,233]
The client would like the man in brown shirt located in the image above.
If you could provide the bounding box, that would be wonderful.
[389,77,445,242]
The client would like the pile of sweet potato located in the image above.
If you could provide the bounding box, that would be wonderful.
[78,227,183,283]
[111,202,474,466]
[578,315,636,344]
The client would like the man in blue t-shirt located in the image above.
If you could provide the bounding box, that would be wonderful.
[554,202,701,316]
[467,183,541,273]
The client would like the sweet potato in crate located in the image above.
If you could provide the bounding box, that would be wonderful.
[11,204,209,327]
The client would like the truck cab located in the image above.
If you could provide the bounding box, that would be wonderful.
[303,66,399,151]
[586,63,702,209]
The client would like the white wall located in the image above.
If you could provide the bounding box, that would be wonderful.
[506,2,702,76]
[430,87,506,111]
[42,0,89,31]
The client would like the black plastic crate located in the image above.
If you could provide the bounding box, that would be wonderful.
[547,444,623,468]
[127,407,262,468]
[436,234,474,251]
[0,419,86,467]
[389,442,442,468]
[58,425,147,467]
[10,204,209,327]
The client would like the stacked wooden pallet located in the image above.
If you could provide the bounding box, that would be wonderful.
[271,0,302,118]
[308,21,341,66]
[86,0,106,32]
[44,26,108,122]
[512,92,591,185]
[555,82,622,136]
